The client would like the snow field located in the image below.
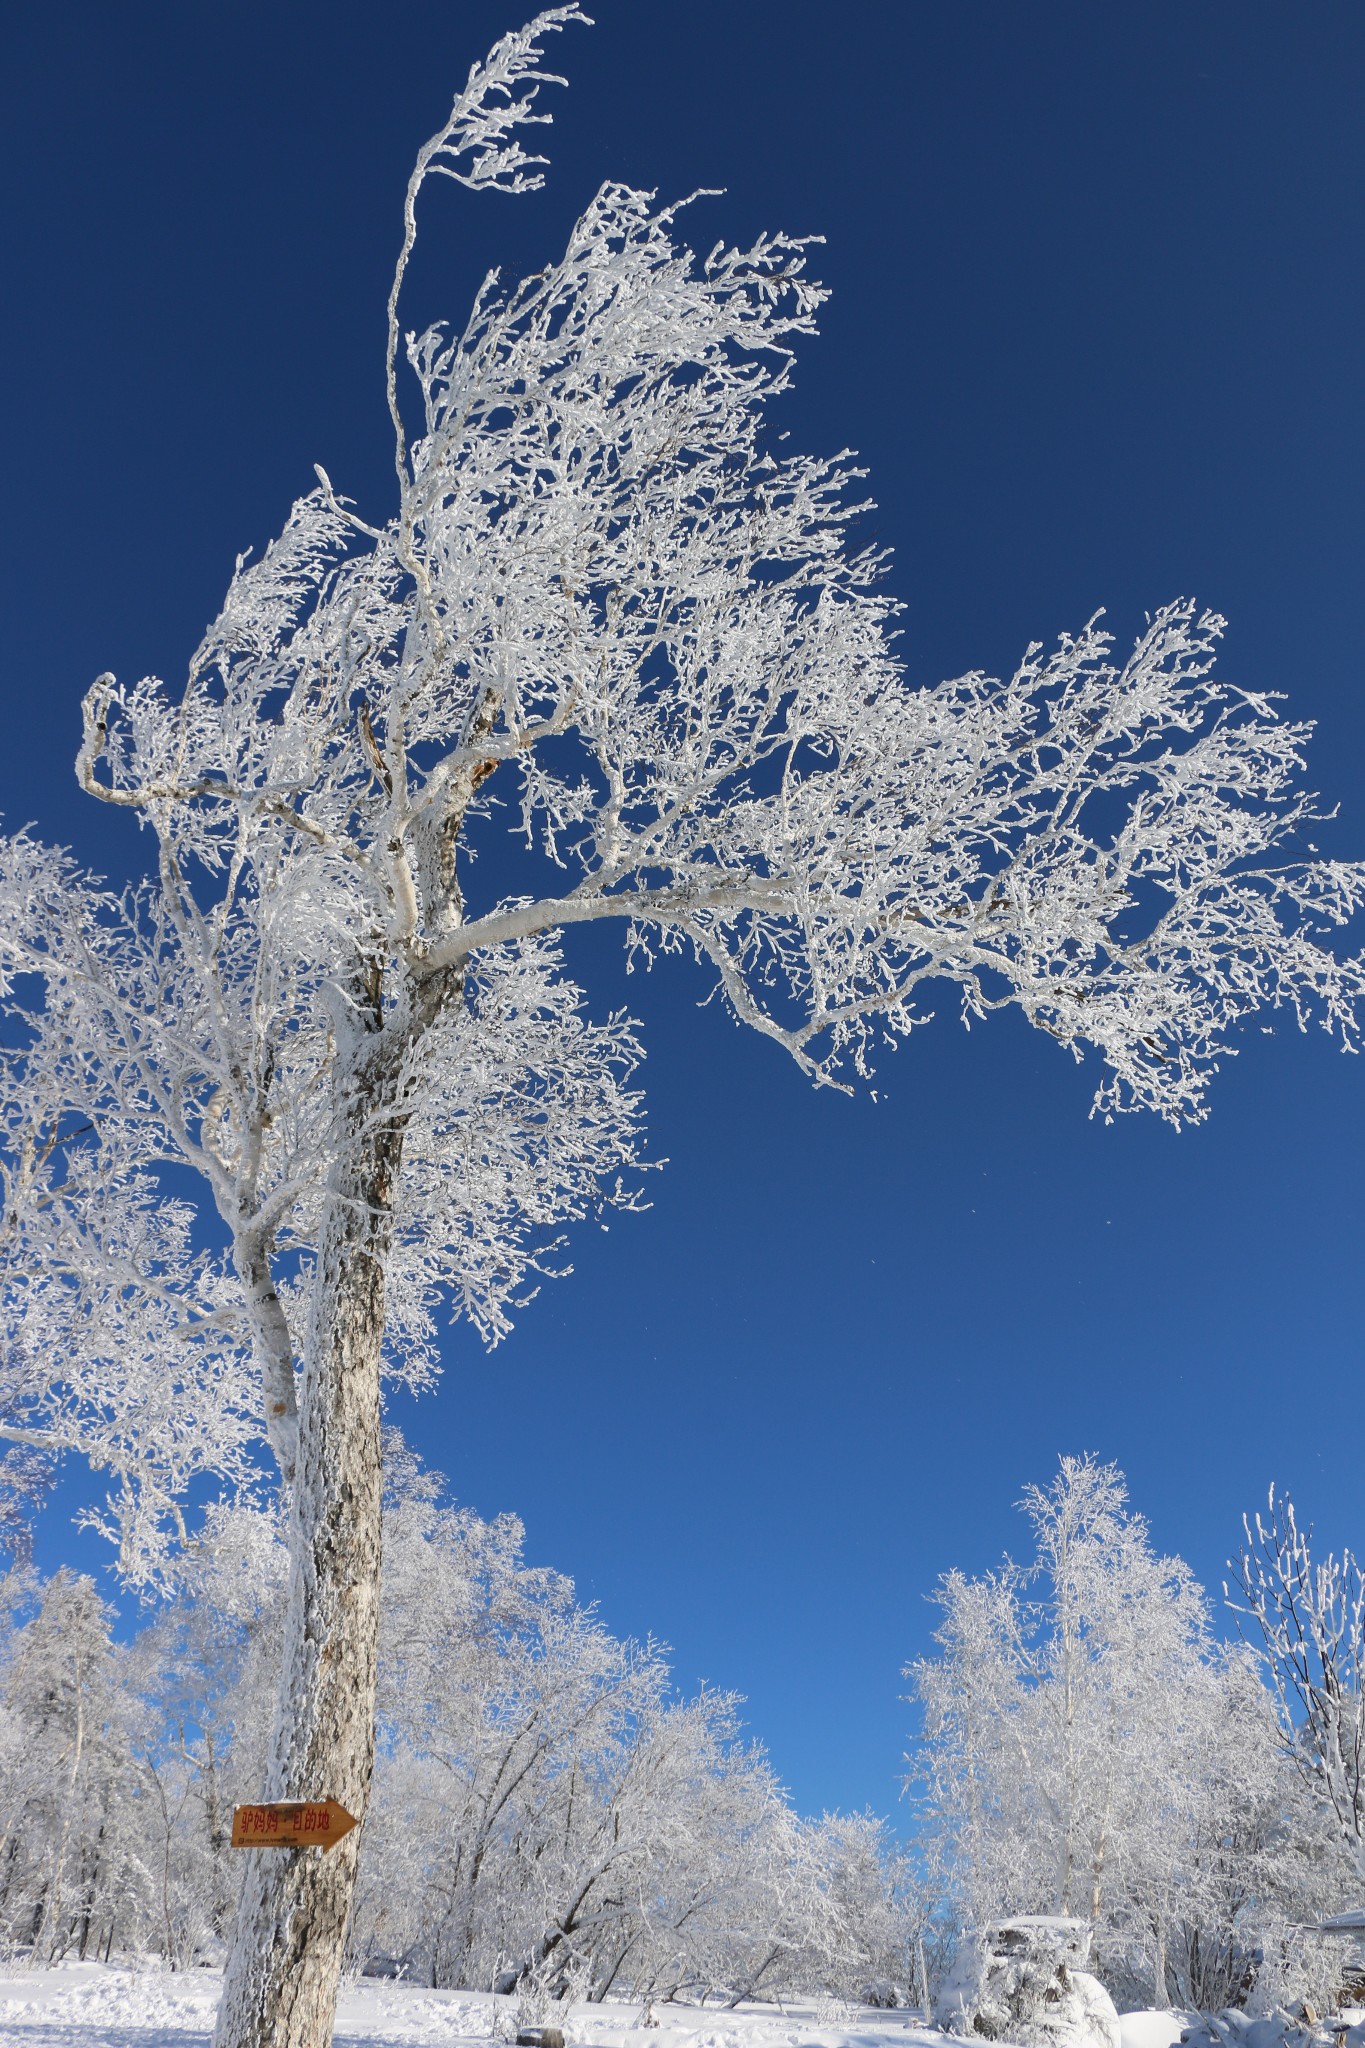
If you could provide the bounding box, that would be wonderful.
[0,1970,1198,2048]
[0,1969,991,2048]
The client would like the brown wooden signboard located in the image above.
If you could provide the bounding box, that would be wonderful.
[230,1800,359,1852]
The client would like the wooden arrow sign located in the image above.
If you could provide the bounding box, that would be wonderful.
[230,1800,359,1852]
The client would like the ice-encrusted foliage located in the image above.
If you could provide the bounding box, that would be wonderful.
[2,9,1361,1575]
[0,818,643,1575]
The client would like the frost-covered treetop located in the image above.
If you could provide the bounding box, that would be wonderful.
[1,7,1362,1573]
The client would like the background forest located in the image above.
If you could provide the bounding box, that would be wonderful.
[0,1456,1358,2020]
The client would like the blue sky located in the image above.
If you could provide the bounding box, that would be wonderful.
[2,1,1363,1824]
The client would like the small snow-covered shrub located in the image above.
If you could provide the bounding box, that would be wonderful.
[861,1979,907,2009]
[1178,2011,1365,2048]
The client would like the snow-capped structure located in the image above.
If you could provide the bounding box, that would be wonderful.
[936,1917,1121,2048]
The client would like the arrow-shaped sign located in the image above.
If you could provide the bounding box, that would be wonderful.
[230,1800,359,1852]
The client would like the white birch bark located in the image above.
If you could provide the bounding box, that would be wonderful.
[214,1035,400,2048]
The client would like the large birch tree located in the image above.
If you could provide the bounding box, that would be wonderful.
[2,11,1363,2044]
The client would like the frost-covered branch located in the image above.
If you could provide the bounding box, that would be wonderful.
[386,5,589,492]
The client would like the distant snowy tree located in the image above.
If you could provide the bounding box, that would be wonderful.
[0,1569,133,1965]
[353,1451,902,2006]
[2,5,1364,2040]
[907,1457,1323,2007]
[124,1501,292,1963]
[1231,1488,1365,1882]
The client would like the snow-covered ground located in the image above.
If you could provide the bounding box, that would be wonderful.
[0,1971,916,2048]
[0,1970,1194,2048]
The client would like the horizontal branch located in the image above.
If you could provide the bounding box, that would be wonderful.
[411,875,799,973]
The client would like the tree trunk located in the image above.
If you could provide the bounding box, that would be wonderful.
[1088,1824,1106,1929]
[214,1051,402,2048]
[38,1640,86,1963]
[76,1821,104,1960]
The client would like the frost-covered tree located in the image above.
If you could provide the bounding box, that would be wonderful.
[357,1457,705,1995]
[354,1449,901,2007]
[907,1458,1319,2007]
[1231,1489,1365,1882]
[2,7,1364,2042]
[123,1500,292,1964]
[0,1568,135,1965]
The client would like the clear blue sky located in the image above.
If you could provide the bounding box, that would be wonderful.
[2,2,1362,1825]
